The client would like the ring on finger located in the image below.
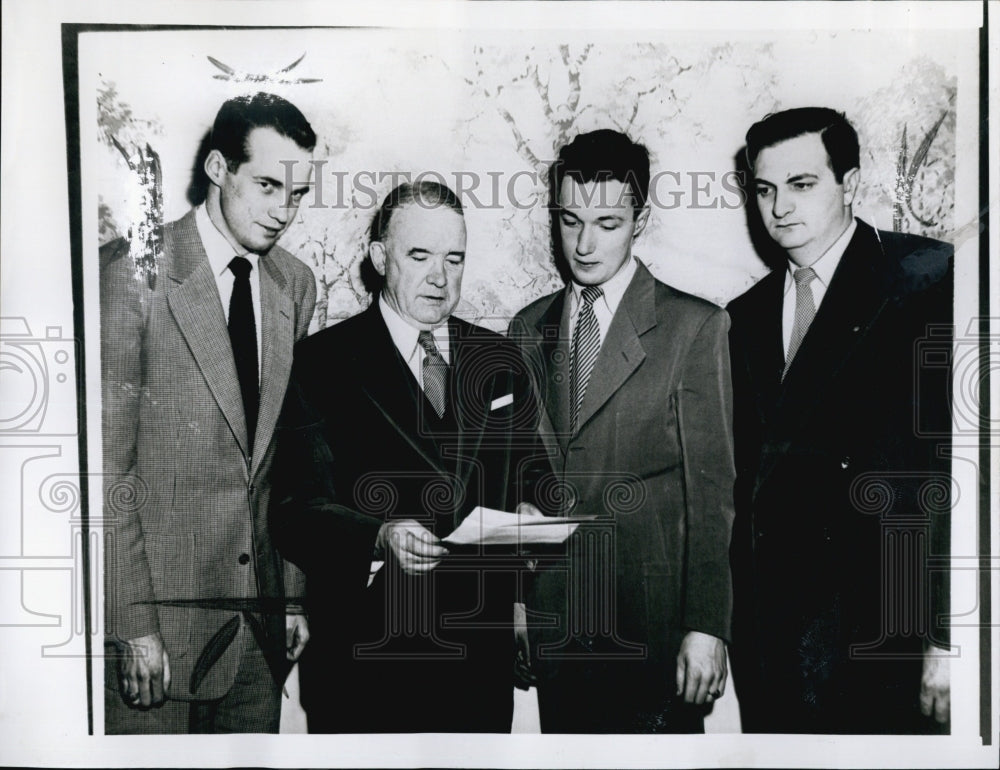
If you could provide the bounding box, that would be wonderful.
[710,689,722,699]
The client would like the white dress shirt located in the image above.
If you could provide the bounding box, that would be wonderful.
[379,294,451,388]
[567,254,638,345]
[781,218,857,357]
[195,204,262,379]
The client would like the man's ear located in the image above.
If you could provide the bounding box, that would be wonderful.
[369,241,387,276]
[633,204,651,239]
[204,149,229,187]
[841,167,860,206]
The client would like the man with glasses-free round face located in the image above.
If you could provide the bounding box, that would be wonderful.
[271,182,548,733]
[727,107,953,734]
[510,129,736,733]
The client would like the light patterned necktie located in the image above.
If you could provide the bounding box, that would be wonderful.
[570,285,604,431]
[783,266,818,380]
[417,330,448,418]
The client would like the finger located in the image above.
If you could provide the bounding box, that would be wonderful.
[161,649,171,697]
[516,502,544,517]
[149,665,165,705]
[288,626,309,661]
[919,687,934,717]
[399,558,442,575]
[675,657,687,697]
[684,666,704,704]
[136,667,153,708]
[935,693,950,724]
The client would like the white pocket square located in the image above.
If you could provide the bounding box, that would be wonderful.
[490,393,514,410]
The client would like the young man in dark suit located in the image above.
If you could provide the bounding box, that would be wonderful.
[510,129,735,733]
[727,107,952,733]
[271,181,547,733]
[101,92,317,733]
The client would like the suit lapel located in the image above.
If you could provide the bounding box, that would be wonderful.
[165,213,249,455]
[756,221,894,491]
[741,270,786,422]
[355,306,449,476]
[531,290,572,451]
[251,255,293,479]
[574,262,654,432]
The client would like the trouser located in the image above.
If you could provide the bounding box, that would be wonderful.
[104,629,281,734]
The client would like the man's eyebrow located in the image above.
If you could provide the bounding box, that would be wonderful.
[596,214,625,221]
[254,174,285,187]
[786,173,819,183]
[406,247,432,256]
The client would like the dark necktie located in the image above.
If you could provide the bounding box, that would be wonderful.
[570,285,604,432]
[417,330,448,419]
[783,266,818,380]
[228,256,258,450]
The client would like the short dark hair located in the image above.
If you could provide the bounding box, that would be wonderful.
[210,92,316,171]
[369,181,464,243]
[745,107,860,182]
[549,129,650,217]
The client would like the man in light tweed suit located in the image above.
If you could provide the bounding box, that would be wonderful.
[101,93,317,733]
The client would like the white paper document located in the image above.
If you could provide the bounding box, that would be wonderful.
[444,506,591,546]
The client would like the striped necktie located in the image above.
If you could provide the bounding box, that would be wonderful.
[783,266,817,380]
[417,330,448,418]
[570,285,604,432]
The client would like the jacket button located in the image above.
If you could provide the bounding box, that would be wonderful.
[249,483,256,496]
[238,553,250,565]
[840,457,851,469]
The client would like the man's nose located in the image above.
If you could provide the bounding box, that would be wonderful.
[576,225,596,256]
[772,189,793,218]
[269,203,291,225]
[426,259,447,287]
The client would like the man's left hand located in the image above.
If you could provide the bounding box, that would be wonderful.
[286,614,310,662]
[676,630,727,705]
[920,644,950,724]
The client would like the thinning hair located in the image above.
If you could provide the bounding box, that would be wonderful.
[370,181,465,242]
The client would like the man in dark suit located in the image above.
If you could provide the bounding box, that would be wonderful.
[101,92,317,733]
[271,181,546,733]
[727,107,952,733]
[510,129,735,733]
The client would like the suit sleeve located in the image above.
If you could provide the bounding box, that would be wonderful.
[280,261,318,600]
[270,357,384,592]
[676,307,736,642]
[100,241,159,642]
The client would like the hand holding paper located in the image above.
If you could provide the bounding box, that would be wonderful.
[443,506,591,546]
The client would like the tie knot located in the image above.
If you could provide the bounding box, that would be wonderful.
[229,256,252,280]
[793,266,817,287]
[580,285,604,307]
[417,330,440,357]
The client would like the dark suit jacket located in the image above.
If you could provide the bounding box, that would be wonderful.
[727,219,952,733]
[510,260,736,729]
[100,211,316,705]
[270,304,546,732]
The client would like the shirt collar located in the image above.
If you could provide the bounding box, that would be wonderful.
[378,294,450,364]
[570,254,638,316]
[195,204,260,277]
[785,217,857,294]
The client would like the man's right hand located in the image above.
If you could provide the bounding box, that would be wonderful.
[117,632,170,708]
[377,519,448,575]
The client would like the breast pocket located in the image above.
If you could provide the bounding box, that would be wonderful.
[143,532,195,657]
